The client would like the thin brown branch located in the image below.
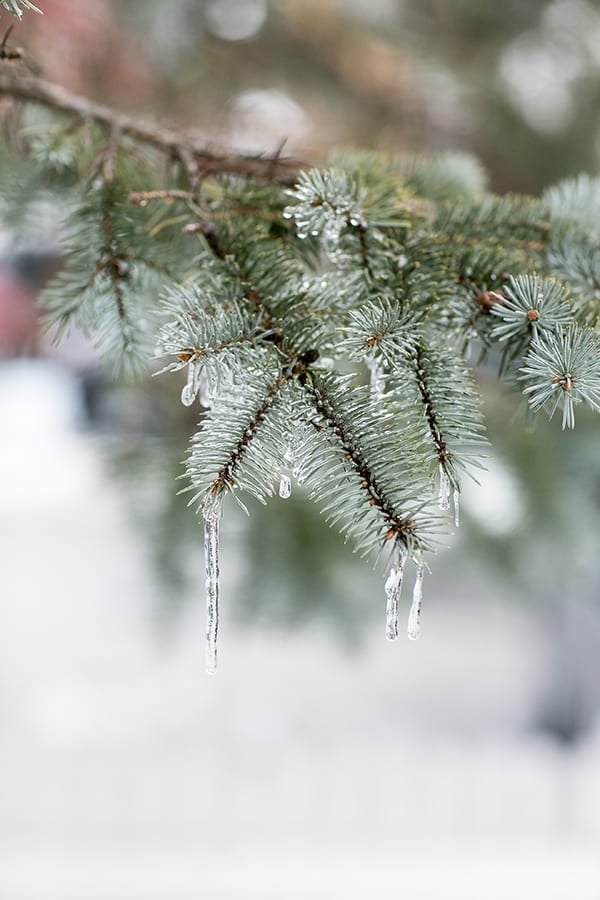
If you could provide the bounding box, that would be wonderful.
[129,189,195,204]
[415,346,447,464]
[306,376,418,546]
[0,68,305,184]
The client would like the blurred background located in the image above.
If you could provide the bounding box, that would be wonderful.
[1,1,600,898]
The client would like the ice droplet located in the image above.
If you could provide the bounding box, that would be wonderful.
[385,548,407,641]
[282,208,293,220]
[407,557,424,641]
[279,473,292,499]
[203,499,222,675]
[453,488,460,528]
[181,361,199,407]
[438,464,450,511]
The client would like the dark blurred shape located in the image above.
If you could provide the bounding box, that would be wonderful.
[0,261,39,355]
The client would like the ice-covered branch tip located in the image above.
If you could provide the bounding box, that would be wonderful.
[0,69,304,184]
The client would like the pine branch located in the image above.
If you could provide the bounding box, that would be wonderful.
[0,69,304,184]
[0,0,41,17]
[520,327,600,429]
[40,173,181,377]
[301,371,433,554]
[3,49,600,663]
[186,363,292,511]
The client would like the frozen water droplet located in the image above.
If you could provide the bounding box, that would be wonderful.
[398,254,408,269]
[282,208,293,220]
[203,498,222,675]
[181,361,200,407]
[297,230,308,240]
[453,489,460,528]
[407,557,424,641]
[438,464,450,511]
[385,548,407,641]
[311,229,320,236]
[279,473,291,499]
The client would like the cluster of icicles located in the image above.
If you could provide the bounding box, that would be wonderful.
[201,464,460,674]
[181,360,460,674]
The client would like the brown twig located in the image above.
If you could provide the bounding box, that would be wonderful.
[129,189,195,204]
[0,68,305,184]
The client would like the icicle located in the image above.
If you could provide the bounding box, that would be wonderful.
[199,367,213,408]
[279,473,292,499]
[453,489,460,528]
[385,548,407,641]
[438,464,450,511]
[407,556,424,641]
[181,360,200,407]
[366,357,386,400]
[203,497,222,675]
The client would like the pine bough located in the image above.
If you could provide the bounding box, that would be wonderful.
[1,10,599,671]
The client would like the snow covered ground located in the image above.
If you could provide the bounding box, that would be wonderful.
[1,360,599,900]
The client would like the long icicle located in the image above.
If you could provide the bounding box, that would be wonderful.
[407,554,424,641]
[203,496,223,674]
[385,546,407,641]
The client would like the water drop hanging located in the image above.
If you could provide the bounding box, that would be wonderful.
[407,556,424,641]
[385,547,407,641]
[438,464,450,511]
[203,497,222,674]
[279,473,292,499]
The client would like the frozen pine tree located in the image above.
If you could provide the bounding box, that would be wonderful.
[1,3,600,671]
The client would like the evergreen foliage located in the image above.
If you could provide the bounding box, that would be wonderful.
[1,4,600,646]
[1,0,41,17]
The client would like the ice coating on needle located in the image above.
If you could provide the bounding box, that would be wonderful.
[407,557,424,641]
[181,360,200,406]
[366,357,386,400]
[453,488,460,527]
